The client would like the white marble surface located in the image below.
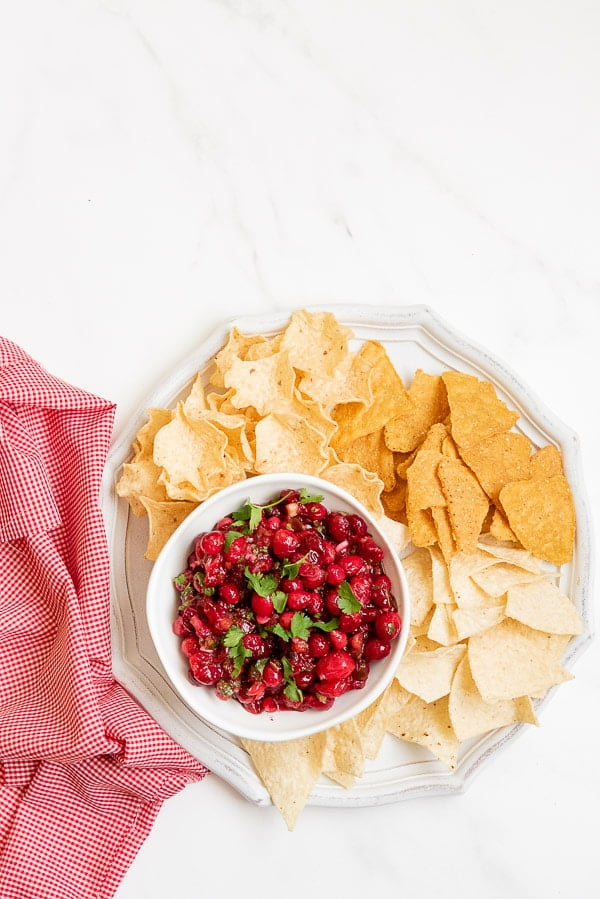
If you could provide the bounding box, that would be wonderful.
[1,2,599,897]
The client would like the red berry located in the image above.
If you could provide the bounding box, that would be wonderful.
[317,678,351,697]
[262,660,283,689]
[302,502,327,521]
[189,655,223,684]
[290,636,309,654]
[197,530,225,555]
[219,582,241,604]
[327,512,351,541]
[286,590,311,611]
[271,528,301,558]
[315,650,356,681]
[348,514,368,536]
[180,636,200,657]
[278,610,295,630]
[224,535,247,563]
[242,633,270,658]
[374,610,402,642]
[329,629,348,650]
[364,638,392,661]
[349,575,371,605]
[307,632,330,658]
[299,562,326,589]
[340,555,368,577]
[338,611,363,633]
[325,563,346,586]
[251,592,274,619]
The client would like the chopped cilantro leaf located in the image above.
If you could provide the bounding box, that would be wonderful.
[337,581,362,614]
[298,488,324,503]
[311,617,340,632]
[290,612,311,641]
[272,590,287,613]
[223,625,244,647]
[224,529,246,550]
[271,623,291,642]
[284,681,303,703]
[281,554,308,579]
[244,568,278,597]
[232,493,294,533]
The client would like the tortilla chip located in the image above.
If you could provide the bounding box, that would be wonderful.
[449,656,538,741]
[241,733,327,831]
[468,619,574,702]
[499,474,576,565]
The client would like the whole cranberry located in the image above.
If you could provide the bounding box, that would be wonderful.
[299,562,326,589]
[262,660,284,689]
[338,611,363,633]
[189,655,223,685]
[242,633,270,658]
[327,512,352,542]
[374,610,402,642]
[219,582,241,605]
[364,638,392,661]
[307,632,330,658]
[271,528,302,558]
[329,629,348,650]
[315,649,356,681]
[251,592,274,619]
[340,555,368,577]
[349,575,371,605]
[286,590,311,611]
[196,530,225,555]
[325,563,346,586]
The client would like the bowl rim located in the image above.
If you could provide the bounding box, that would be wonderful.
[145,472,411,742]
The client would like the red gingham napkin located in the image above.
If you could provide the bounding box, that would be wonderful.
[0,338,207,899]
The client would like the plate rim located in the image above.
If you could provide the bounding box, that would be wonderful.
[102,303,595,808]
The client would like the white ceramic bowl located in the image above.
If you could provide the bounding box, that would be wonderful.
[146,472,411,742]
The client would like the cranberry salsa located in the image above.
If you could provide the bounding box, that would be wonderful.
[171,488,403,715]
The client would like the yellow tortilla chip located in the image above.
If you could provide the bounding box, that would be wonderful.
[241,733,327,831]
[332,341,412,446]
[442,371,519,449]
[384,369,450,453]
[458,431,532,502]
[437,457,490,553]
[337,428,396,492]
[384,682,459,769]
[499,473,576,565]
[468,619,574,702]
[505,579,582,635]
[396,644,466,703]
[139,496,198,561]
[449,656,538,741]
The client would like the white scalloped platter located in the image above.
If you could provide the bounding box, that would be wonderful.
[102,304,594,808]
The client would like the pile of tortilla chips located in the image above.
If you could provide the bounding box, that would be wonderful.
[116,309,580,830]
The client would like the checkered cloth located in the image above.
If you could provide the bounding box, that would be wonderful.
[0,338,207,898]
